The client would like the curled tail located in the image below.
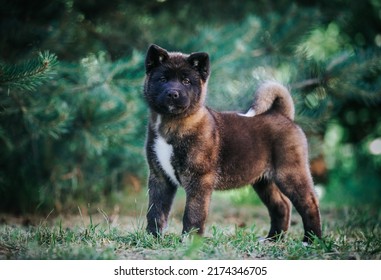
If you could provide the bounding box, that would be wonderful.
[250,81,295,120]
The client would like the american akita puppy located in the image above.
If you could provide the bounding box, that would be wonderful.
[143,44,321,242]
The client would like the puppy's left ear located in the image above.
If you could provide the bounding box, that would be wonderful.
[188,52,210,81]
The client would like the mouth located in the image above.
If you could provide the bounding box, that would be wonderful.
[161,97,190,115]
[167,104,189,114]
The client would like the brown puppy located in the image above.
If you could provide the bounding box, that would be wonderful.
[144,44,321,242]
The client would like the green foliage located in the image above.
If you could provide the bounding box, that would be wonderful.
[323,123,381,205]
[0,51,58,91]
[0,51,147,213]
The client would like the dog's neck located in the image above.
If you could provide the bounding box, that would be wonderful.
[151,107,210,139]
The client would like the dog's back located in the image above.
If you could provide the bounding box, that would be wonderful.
[214,109,307,190]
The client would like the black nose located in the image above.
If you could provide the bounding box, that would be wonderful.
[167,90,180,100]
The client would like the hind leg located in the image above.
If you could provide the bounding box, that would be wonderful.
[275,170,322,242]
[253,180,291,240]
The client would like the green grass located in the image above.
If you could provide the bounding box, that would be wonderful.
[1,192,380,260]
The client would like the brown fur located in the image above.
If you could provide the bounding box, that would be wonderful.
[144,44,322,242]
[252,81,295,120]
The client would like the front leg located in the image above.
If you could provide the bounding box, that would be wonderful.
[182,175,214,235]
[146,174,177,236]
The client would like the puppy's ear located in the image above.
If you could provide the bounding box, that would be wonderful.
[187,52,210,81]
[145,44,169,74]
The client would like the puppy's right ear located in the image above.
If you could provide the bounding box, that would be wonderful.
[145,44,169,74]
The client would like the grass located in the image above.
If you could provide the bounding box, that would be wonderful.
[0,189,380,260]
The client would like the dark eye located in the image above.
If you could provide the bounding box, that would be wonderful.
[182,78,190,85]
[160,76,167,83]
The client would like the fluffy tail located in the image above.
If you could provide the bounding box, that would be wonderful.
[251,81,295,120]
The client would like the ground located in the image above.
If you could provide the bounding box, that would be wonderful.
[0,188,380,260]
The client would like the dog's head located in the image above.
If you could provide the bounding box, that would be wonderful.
[144,44,210,116]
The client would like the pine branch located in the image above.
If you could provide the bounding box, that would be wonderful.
[0,51,58,92]
[291,49,381,121]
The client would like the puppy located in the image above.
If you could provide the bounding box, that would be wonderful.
[143,44,321,242]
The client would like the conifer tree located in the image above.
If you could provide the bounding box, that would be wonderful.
[0,51,147,213]
[0,52,61,212]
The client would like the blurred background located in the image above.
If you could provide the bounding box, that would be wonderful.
[0,0,380,215]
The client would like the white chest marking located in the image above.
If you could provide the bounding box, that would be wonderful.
[237,108,256,117]
[153,116,180,186]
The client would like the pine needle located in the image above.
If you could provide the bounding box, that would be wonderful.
[0,51,58,92]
